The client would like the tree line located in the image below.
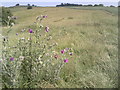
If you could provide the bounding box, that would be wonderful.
[15,3,37,9]
[56,3,115,7]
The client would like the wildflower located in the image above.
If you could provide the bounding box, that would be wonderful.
[43,15,47,18]
[39,24,43,28]
[46,53,49,56]
[11,23,15,26]
[54,54,59,59]
[16,33,18,35]
[65,48,69,51]
[29,29,33,33]
[64,59,68,63]
[8,16,11,19]
[19,56,24,60]
[45,26,49,32]
[69,52,73,56]
[61,50,65,54]
[21,29,24,32]
[10,57,14,61]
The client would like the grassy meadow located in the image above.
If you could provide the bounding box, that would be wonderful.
[2,6,118,88]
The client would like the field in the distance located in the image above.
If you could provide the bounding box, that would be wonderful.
[2,6,118,88]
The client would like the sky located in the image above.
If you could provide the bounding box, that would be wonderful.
[0,0,119,7]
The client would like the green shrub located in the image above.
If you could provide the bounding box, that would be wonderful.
[2,7,15,26]
[27,6,32,9]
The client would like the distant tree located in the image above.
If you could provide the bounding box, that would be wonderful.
[32,4,35,6]
[79,4,83,6]
[56,3,93,7]
[83,5,88,7]
[15,3,19,6]
[28,4,30,6]
[99,4,104,7]
[61,3,64,6]
[87,4,93,6]
[94,4,99,7]
[110,5,115,7]
[27,4,32,9]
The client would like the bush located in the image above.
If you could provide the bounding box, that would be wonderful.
[1,7,15,26]
[15,4,20,6]
[27,6,32,9]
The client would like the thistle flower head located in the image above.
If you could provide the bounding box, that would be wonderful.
[8,16,11,19]
[69,52,73,56]
[65,48,69,51]
[54,54,59,59]
[10,57,14,61]
[45,26,49,32]
[11,23,15,26]
[64,59,68,63]
[16,33,18,35]
[61,50,65,54]
[40,24,43,28]
[29,29,33,33]
[19,56,24,60]
[43,15,47,18]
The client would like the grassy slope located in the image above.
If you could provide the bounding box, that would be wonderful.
[2,7,118,88]
[67,7,118,15]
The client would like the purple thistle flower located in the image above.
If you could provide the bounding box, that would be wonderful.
[29,29,33,33]
[65,48,69,50]
[43,15,47,18]
[69,52,73,56]
[10,57,14,61]
[61,50,65,54]
[45,26,49,32]
[64,59,68,63]
[16,33,18,35]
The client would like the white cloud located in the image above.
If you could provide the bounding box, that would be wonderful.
[0,0,119,2]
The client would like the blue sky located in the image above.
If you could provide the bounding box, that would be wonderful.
[0,0,119,7]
